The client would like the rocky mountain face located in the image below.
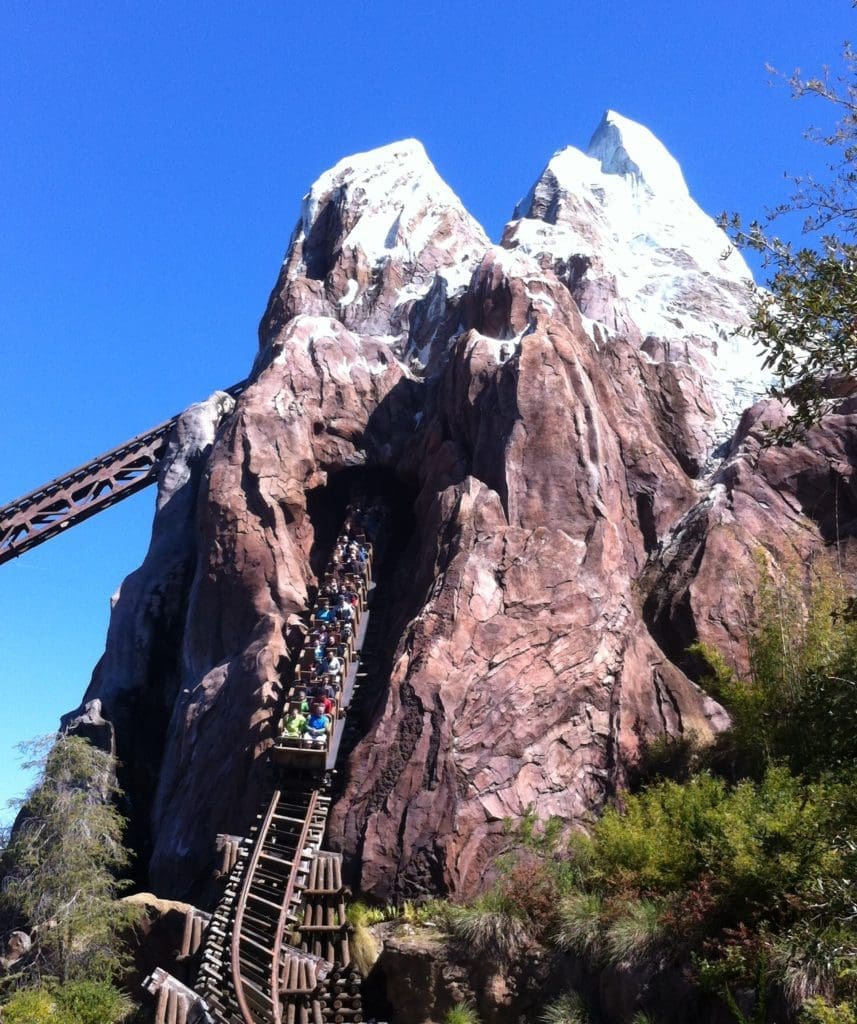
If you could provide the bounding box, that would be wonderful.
[73,114,857,905]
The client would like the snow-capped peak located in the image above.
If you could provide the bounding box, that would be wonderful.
[261,139,489,367]
[587,110,688,198]
[297,138,488,269]
[503,111,764,448]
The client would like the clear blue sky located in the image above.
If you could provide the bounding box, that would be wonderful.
[0,0,852,822]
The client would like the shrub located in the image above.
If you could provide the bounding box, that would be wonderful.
[53,979,132,1024]
[400,897,451,928]
[0,988,58,1024]
[444,888,530,959]
[698,563,857,780]
[346,900,391,928]
[604,899,665,965]
[501,855,569,941]
[346,917,379,977]
[800,997,857,1024]
[539,992,592,1024]
[769,924,857,1011]
[444,1002,481,1024]
[554,892,603,959]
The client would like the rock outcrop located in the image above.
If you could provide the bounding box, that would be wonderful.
[76,114,857,905]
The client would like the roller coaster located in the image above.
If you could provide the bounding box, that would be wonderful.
[0,393,389,1023]
[143,505,384,1024]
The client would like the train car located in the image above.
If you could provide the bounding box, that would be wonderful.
[272,511,375,773]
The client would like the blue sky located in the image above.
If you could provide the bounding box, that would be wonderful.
[0,0,852,821]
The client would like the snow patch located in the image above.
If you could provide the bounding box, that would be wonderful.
[588,110,689,198]
[338,279,359,308]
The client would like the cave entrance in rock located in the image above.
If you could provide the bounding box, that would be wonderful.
[305,465,423,897]
[304,463,420,755]
[304,465,417,583]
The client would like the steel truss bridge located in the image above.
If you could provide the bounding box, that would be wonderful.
[0,382,247,566]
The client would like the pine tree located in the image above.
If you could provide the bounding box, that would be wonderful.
[0,734,135,983]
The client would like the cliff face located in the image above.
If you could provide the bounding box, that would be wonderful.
[77,115,857,903]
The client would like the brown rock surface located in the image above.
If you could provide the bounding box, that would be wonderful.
[330,248,726,897]
[120,892,193,989]
[643,396,857,677]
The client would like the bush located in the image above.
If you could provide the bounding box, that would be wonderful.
[0,980,131,1024]
[400,897,451,928]
[604,899,666,965]
[444,888,530,959]
[696,564,857,780]
[346,900,390,928]
[555,892,603,959]
[0,988,57,1023]
[539,992,592,1024]
[800,997,857,1024]
[53,979,132,1024]
[444,1003,481,1024]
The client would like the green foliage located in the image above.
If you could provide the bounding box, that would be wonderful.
[722,44,857,436]
[553,564,857,1014]
[539,992,592,1024]
[345,902,381,977]
[629,732,703,788]
[400,897,451,927]
[444,1002,481,1024]
[800,997,857,1024]
[444,888,530,959]
[727,564,857,778]
[52,979,132,1024]
[555,892,604,959]
[346,900,390,928]
[0,980,131,1023]
[604,899,665,965]
[0,988,58,1023]
[0,734,136,983]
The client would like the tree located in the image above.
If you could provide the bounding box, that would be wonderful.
[724,42,857,435]
[0,734,135,984]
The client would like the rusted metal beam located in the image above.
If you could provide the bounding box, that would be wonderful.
[0,381,247,566]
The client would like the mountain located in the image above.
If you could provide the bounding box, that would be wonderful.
[67,114,857,909]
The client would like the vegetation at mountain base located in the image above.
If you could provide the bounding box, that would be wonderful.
[723,43,857,436]
[0,734,138,1020]
[444,1003,482,1024]
[409,561,856,1022]
[0,979,133,1023]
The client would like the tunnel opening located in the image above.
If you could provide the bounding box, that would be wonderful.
[304,465,432,893]
[304,466,418,589]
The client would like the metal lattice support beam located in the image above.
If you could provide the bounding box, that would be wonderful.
[0,382,246,566]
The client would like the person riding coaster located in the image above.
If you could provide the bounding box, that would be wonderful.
[302,703,331,748]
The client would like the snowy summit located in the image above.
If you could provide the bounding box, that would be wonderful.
[505,110,763,434]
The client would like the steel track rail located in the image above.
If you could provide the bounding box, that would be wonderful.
[0,381,247,565]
